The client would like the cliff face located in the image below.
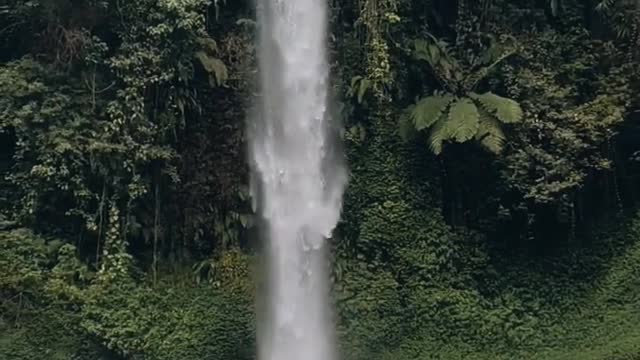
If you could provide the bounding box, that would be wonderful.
[2,1,640,359]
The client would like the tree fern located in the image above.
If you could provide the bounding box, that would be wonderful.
[403,34,521,155]
[404,92,519,155]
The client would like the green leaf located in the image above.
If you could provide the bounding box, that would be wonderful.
[471,92,522,124]
[445,98,480,143]
[410,95,453,131]
[427,116,448,155]
[413,39,433,64]
[475,108,506,154]
[348,76,371,104]
[428,44,441,64]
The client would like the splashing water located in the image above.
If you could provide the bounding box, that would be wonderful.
[249,1,348,360]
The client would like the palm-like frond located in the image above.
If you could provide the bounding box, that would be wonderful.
[404,93,518,155]
[445,98,480,143]
[427,115,448,155]
[410,95,454,131]
[471,92,522,124]
[475,108,506,154]
[403,33,522,155]
[424,98,480,154]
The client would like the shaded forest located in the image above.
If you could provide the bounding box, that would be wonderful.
[2,0,640,359]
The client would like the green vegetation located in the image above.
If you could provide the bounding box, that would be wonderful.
[404,34,522,154]
[2,0,640,359]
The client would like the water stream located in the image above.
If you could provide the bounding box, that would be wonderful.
[249,1,348,360]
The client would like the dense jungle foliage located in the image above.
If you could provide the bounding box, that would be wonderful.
[3,0,640,359]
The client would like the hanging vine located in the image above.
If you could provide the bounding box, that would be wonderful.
[357,0,399,100]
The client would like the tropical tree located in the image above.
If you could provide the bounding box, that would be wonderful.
[402,33,523,155]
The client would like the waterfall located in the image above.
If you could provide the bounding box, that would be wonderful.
[249,1,348,360]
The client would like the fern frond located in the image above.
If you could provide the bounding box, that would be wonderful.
[445,98,480,143]
[348,76,371,104]
[475,108,506,154]
[471,92,522,124]
[413,39,437,66]
[427,116,448,155]
[410,95,453,131]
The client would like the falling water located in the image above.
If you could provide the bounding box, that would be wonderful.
[249,1,347,360]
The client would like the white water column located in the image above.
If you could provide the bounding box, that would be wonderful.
[250,1,348,360]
